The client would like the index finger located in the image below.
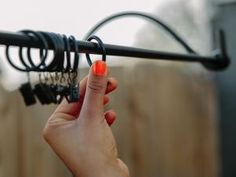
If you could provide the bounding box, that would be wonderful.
[51,76,118,121]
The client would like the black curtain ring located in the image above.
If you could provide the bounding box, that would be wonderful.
[18,41,32,71]
[19,30,49,72]
[53,33,66,72]
[6,45,28,72]
[85,35,106,66]
[5,31,39,72]
[39,32,61,72]
[69,35,79,72]
[62,34,71,72]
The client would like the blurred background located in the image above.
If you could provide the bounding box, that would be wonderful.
[0,0,235,177]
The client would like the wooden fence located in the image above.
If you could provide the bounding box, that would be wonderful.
[0,62,220,177]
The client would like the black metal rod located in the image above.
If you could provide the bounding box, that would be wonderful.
[0,30,229,71]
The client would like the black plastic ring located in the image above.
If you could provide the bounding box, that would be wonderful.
[5,30,48,72]
[69,35,79,71]
[39,32,61,72]
[85,35,106,66]
[53,33,66,72]
[20,30,49,71]
[62,34,71,72]
[6,45,28,72]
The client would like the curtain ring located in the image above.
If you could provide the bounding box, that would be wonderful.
[39,32,63,72]
[19,30,49,72]
[69,35,80,72]
[85,35,106,67]
[5,30,48,72]
[62,34,71,72]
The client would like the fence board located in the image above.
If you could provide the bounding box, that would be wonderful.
[0,63,220,177]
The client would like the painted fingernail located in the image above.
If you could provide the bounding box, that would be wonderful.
[92,60,107,76]
[106,116,115,126]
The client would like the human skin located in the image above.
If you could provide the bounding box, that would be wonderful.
[43,60,130,177]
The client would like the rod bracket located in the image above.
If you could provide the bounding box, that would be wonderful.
[202,30,230,71]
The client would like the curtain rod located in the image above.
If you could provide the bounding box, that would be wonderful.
[0,30,230,71]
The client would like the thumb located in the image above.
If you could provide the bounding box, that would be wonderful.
[80,60,108,121]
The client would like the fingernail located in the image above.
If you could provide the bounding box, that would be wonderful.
[106,116,115,126]
[92,60,107,76]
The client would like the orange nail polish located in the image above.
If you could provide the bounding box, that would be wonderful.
[92,60,107,76]
[106,116,115,126]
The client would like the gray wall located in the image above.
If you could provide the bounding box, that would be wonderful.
[213,2,236,177]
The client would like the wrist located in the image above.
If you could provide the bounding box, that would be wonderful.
[73,158,128,177]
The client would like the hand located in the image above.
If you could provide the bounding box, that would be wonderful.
[43,60,130,177]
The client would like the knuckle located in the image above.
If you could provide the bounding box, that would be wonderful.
[42,127,51,142]
[42,121,57,142]
[88,80,105,94]
[42,125,58,144]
